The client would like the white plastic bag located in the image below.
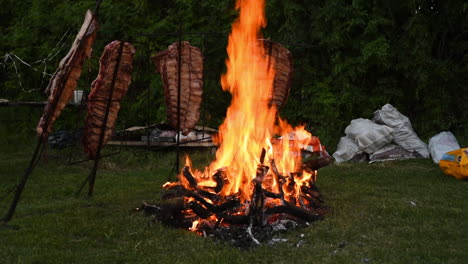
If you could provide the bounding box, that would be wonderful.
[333,137,364,163]
[345,118,394,154]
[428,131,460,163]
[373,104,429,158]
[369,144,418,163]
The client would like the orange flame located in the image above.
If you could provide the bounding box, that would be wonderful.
[178,0,316,205]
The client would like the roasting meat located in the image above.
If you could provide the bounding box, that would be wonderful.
[82,41,135,159]
[152,41,203,135]
[36,10,99,138]
[260,40,293,109]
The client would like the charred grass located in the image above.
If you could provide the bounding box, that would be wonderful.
[1,142,467,264]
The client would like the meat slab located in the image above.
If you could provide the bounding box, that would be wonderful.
[82,41,135,159]
[36,10,99,139]
[152,41,203,135]
[261,40,293,109]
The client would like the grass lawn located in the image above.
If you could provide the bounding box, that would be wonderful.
[1,141,467,264]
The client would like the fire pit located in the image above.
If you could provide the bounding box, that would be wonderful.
[137,0,330,247]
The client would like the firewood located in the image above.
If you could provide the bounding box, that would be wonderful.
[221,214,250,225]
[183,189,215,212]
[195,189,220,203]
[269,159,286,203]
[251,153,268,225]
[182,166,198,188]
[188,201,213,219]
[262,189,281,199]
[265,201,322,222]
[213,169,225,193]
[213,198,240,213]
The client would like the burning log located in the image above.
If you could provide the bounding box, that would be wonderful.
[187,201,212,219]
[196,189,221,203]
[183,189,216,212]
[269,159,286,203]
[251,175,265,225]
[183,187,241,214]
[263,189,281,199]
[249,149,268,225]
[213,169,226,193]
[182,166,197,188]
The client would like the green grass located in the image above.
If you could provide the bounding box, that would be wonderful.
[1,142,467,264]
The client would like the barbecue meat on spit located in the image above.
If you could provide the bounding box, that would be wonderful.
[82,41,135,159]
[260,40,293,109]
[36,10,98,138]
[152,41,203,135]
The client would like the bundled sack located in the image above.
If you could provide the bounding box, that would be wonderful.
[439,148,468,180]
[333,136,368,163]
[428,131,460,163]
[373,104,429,158]
[345,118,394,154]
[369,144,418,163]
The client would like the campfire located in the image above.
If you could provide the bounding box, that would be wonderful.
[138,0,330,247]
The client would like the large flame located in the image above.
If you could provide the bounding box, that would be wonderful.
[177,0,315,203]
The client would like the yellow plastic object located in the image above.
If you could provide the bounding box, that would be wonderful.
[439,148,468,180]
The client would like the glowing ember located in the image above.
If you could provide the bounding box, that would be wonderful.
[158,0,330,236]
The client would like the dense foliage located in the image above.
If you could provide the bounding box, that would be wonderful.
[1,0,467,147]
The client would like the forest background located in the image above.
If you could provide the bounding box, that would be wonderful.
[1,0,467,148]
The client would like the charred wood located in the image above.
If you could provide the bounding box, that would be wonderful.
[188,201,213,219]
[221,214,250,225]
[136,202,162,215]
[262,189,281,199]
[299,194,321,209]
[195,189,220,203]
[213,169,225,193]
[214,198,240,213]
[301,185,322,199]
[269,159,286,203]
[251,156,268,225]
[182,166,198,188]
[265,201,323,222]
[183,189,216,212]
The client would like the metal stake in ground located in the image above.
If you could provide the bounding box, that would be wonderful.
[175,24,183,177]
